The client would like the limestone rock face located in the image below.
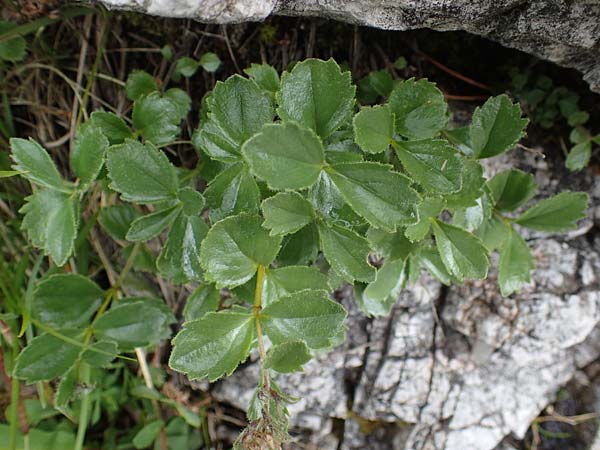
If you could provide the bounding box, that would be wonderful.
[95,0,600,92]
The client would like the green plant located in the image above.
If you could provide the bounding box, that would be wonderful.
[5,58,588,449]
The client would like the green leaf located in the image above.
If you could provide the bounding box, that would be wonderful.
[405,197,444,242]
[164,88,192,121]
[515,191,588,232]
[367,226,415,261]
[10,138,68,191]
[0,170,22,178]
[388,78,448,139]
[183,284,220,321]
[327,162,420,231]
[20,189,78,266]
[177,187,205,217]
[361,258,407,317]
[264,341,312,373]
[14,332,81,383]
[244,63,280,93]
[565,141,592,172]
[93,298,175,351]
[366,70,394,97]
[125,70,158,101]
[470,94,528,159]
[261,290,347,349]
[204,163,260,222]
[133,420,164,449]
[487,169,536,212]
[318,222,375,283]
[89,111,131,145]
[278,224,319,266]
[452,196,491,232]
[169,311,254,381]
[81,340,118,367]
[393,139,463,194]
[199,52,221,72]
[443,126,474,156]
[261,192,315,236]
[32,274,103,329]
[353,105,393,154]
[444,159,485,209]
[308,171,364,226]
[263,266,329,308]
[55,368,77,408]
[71,123,109,186]
[174,57,199,78]
[98,204,141,241]
[157,214,208,283]
[0,21,26,62]
[432,220,489,281]
[567,110,589,127]
[416,247,454,285]
[242,122,325,190]
[126,204,181,242]
[476,214,509,251]
[132,92,180,145]
[498,226,535,296]
[277,58,355,139]
[200,213,282,288]
[107,140,178,203]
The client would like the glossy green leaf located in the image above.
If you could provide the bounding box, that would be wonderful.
[98,204,141,241]
[81,340,118,367]
[242,122,325,190]
[353,105,393,154]
[404,197,444,242]
[452,196,491,232]
[133,420,164,449]
[177,187,205,217]
[169,311,254,381]
[565,141,592,172]
[327,162,420,231]
[361,258,407,317]
[487,169,536,211]
[107,140,178,203]
[32,274,103,329]
[444,159,485,209]
[93,298,175,351]
[367,226,415,261]
[393,139,463,194]
[416,247,454,285]
[183,284,220,321]
[277,58,355,139]
[125,70,158,101]
[388,78,448,139]
[200,213,282,288]
[10,138,67,191]
[244,63,280,93]
[264,341,312,373]
[498,226,535,296]
[261,290,347,349]
[476,213,509,251]
[204,163,260,222]
[14,332,81,383]
[262,266,329,308]
[89,111,131,145]
[157,214,208,283]
[261,192,315,236]
[199,52,221,72]
[432,220,489,281]
[318,222,375,283]
[132,92,180,145]
[515,191,588,232]
[470,94,528,159]
[71,123,109,186]
[126,205,182,242]
[278,224,319,266]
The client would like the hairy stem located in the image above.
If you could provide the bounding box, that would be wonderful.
[253,265,270,392]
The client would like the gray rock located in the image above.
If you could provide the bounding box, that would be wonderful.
[94,0,600,93]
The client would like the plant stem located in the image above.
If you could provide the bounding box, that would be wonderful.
[253,265,269,391]
[74,363,91,450]
[9,337,20,450]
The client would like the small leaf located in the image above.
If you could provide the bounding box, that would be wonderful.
[487,169,536,211]
[318,222,375,283]
[353,105,394,154]
[126,205,182,242]
[444,159,485,209]
[388,78,448,139]
[263,266,329,308]
[199,52,221,72]
[204,163,260,222]
[405,197,444,242]
[14,332,81,383]
[567,110,589,127]
[498,226,535,296]
[452,196,490,232]
[278,224,319,266]
[132,92,180,145]
[264,341,312,373]
[515,191,588,232]
[470,94,528,159]
[0,170,22,178]
[327,162,420,231]
[99,204,141,241]
[55,368,77,407]
[81,340,118,367]
[133,420,164,449]
[89,111,131,145]
[10,138,67,191]
[277,58,355,139]
[565,141,592,172]
[33,274,103,329]
[71,123,109,186]
[174,57,199,78]
[261,192,315,236]
[177,187,205,217]
[125,70,158,101]
[0,21,26,62]
[157,214,208,283]
[169,311,254,381]
[107,140,178,203]
[367,227,415,261]
[476,214,509,251]
[242,122,325,190]
[183,284,220,321]
[432,220,489,281]
[93,298,175,351]
[200,213,282,288]
[416,247,454,285]
[393,139,463,194]
[244,63,280,93]
[164,88,192,121]
[360,258,408,317]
